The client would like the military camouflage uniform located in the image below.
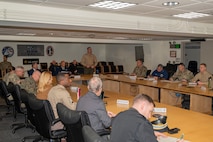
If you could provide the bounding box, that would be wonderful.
[132,65,147,77]
[191,71,212,84]
[170,69,194,81]
[20,77,37,95]
[3,73,21,85]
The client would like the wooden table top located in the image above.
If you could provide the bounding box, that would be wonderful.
[100,74,213,97]
[69,83,213,142]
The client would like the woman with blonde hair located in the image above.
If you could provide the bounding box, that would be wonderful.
[37,71,53,100]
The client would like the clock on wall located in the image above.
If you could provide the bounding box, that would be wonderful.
[2,46,14,57]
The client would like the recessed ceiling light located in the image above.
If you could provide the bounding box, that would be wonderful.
[89,0,136,10]
[173,12,210,19]
[162,2,179,6]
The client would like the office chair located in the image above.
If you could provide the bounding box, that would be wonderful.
[110,65,117,73]
[116,65,124,74]
[188,61,198,75]
[82,125,109,142]
[107,62,114,66]
[146,70,151,77]
[0,81,14,119]
[101,66,110,74]
[23,96,66,142]
[98,61,107,66]
[40,62,48,72]
[10,85,35,133]
[57,103,110,142]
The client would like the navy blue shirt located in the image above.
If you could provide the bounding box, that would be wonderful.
[152,69,168,79]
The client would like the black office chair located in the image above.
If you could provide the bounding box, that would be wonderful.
[23,96,66,142]
[0,80,15,119]
[117,65,124,73]
[10,85,35,133]
[57,103,90,142]
[101,66,110,74]
[57,103,110,142]
[188,61,198,75]
[110,65,117,73]
[146,70,151,77]
[82,125,109,142]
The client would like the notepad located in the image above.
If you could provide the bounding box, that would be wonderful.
[116,99,129,105]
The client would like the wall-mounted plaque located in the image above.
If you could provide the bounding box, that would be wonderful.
[17,45,44,56]
[2,46,14,57]
[23,58,39,65]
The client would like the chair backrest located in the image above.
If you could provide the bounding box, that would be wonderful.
[11,84,24,113]
[82,125,108,142]
[0,80,13,106]
[107,62,114,66]
[110,65,117,73]
[40,63,48,72]
[101,66,110,73]
[188,61,198,75]
[57,103,90,142]
[146,70,151,77]
[117,65,124,73]
[28,97,55,139]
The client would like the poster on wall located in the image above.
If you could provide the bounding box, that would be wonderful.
[17,45,44,56]
[23,58,39,65]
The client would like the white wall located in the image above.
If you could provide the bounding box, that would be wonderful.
[105,41,182,74]
[0,40,184,75]
[201,41,213,73]
[0,42,106,75]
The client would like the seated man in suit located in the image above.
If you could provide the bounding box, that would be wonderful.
[131,59,147,77]
[76,77,115,139]
[151,64,168,80]
[28,62,40,76]
[69,60,80,74]
[49,60,60,76]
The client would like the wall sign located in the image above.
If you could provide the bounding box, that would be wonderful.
[170,51,176,58]
[46,46,54,56]
[2,46,14,57]
[23,58,39,65]
[17,45,44,56]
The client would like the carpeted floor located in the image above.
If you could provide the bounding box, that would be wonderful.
[0,98,48,142]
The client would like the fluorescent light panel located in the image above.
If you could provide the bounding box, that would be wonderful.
[17,33,36,36]
[173,12,210,19]
[162,2,179,6]
[89,1,136,9]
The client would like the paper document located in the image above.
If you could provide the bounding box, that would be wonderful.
[158,136,189,142]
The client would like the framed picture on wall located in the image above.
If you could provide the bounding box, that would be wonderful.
[170,51,176,57]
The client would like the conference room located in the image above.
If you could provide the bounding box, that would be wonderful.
[0,0,213,141]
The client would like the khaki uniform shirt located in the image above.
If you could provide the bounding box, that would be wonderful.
[3,73,21,85]
[170,69,194,81]
[81,53,98,67]
[47,84,76,118]
[20,77,37,95]
[191,71,212,84]
[0,61,12,70]
[132,65,147,77]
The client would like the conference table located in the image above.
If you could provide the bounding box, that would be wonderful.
[70,80,213,142]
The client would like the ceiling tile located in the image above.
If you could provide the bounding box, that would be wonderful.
[118,5,164,14]
[48,0,99,6]
[176,3,213,12]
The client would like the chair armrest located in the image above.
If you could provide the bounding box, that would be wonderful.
[97,129,111,136]
[51,118,61,126]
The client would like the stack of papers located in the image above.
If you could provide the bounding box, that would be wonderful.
[116,99,129,105]
[158,136,189,142]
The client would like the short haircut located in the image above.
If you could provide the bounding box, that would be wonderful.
[87,47,91,49]
[15,66,24,71]
[200,63,206,67]
[56,73,67,84]
[32,62,38,67]
[179,63,185,67]
[88,77,102,92]
[136,58,144,63]
[133,94,155,107]
[157,64,163,68]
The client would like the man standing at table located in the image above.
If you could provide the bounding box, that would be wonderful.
[76,77,115,135]
[191,63,212,85]
[81,47,98,74]
[110,94,166,142]
[132,59,147,77]
[169,63,194,82]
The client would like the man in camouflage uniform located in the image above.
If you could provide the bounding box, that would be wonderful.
[132,59,147,77]
[191,63,212,85]
[0,55,12,74]
[169,63,194,82]
[3,66,24,85]
[20,70,41,95]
